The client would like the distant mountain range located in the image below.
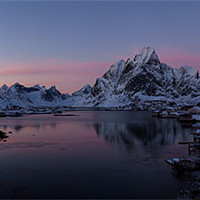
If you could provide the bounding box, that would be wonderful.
[0,47,199,111]
[0,83,68,110]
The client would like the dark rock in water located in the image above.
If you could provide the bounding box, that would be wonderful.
[0,130,8,141]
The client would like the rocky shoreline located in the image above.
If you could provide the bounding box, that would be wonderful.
[178,172,200,199]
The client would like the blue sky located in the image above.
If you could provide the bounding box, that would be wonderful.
[0,1,199,93]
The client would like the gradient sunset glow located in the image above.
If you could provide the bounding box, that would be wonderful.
[0,1,199,94]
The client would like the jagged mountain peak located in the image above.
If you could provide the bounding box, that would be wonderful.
[133,47,160,65]
[80,84,91,92]
[110,60,125,72]
[1,84,8,90]
[178,65,199,78]
[41,86,47,91]
[13,82,21,87]
[49,85,57,91]
[33,84,40,88]
[0,84,9,97]
[73,46,200,108]
[65,93,70,98]
[102,59,125,80]
[115,59,125,66]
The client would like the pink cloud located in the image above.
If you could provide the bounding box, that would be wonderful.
[0,47,199,94]
[0,67,46,76]
[0,59,112,94]
[0,60,111,75]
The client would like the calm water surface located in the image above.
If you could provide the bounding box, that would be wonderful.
[0,111,192,198]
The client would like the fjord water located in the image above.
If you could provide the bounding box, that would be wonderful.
[0,111,192,198]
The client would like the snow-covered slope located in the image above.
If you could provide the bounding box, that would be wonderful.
[65,84,92,106]
[72,84,91,96]
[73,47,200,108]
[0,83,69,110]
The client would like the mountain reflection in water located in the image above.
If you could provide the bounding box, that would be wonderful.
[0,112,193,199]
[0,122,57,132]
[94,119,189,146]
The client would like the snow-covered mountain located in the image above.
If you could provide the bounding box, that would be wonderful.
[74,47,200,108]
[0,83,69,110]
[0,47,199,111]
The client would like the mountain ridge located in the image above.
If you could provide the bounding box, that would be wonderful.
[0,47,199,111]
[0,82,69,110]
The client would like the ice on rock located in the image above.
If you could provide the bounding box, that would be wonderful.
[178,65,199,78]
[133,47,160,65]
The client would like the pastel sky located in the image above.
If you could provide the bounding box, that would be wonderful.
[0,1,200,94]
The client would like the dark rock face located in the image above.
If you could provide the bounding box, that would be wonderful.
[91,79,103,97]
[11,83,40,93]
[61,94,67,100]
[10,84,65,102]
[41,86,65,102]
[122,62,134,75]
[41,90,54,102]
[125,71,162,96]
